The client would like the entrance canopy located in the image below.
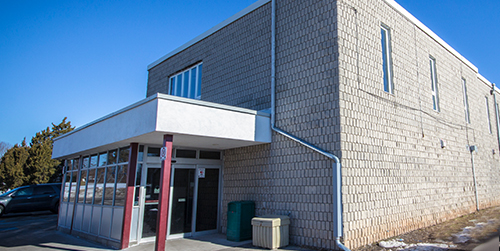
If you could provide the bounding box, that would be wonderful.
[52,93,271,159]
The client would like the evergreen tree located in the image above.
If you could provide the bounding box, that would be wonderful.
[0,139,29,190]
[0,118,74,190]
[27,118,74,184]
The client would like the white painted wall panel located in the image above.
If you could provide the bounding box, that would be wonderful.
[100,207,113,238]
[91,207,101,235]
[111,208,124,240]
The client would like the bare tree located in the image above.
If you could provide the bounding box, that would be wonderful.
[0,141,12,160]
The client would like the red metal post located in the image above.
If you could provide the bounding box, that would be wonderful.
[120,143,139,249]
[155,135,173,251]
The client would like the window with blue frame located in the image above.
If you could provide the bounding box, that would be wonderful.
[169,63,202,99]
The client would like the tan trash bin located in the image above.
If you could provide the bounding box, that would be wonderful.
[251,215,290,249]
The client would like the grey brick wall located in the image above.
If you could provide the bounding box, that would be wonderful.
[337,0,500,248]
[223,0,340,249]
[147,0,500,249]
[146,3,271,111]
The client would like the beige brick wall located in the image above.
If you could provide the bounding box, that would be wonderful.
[337,0,500,248]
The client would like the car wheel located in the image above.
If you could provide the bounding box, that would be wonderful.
[50,202,59,214]
[0,205,4,217]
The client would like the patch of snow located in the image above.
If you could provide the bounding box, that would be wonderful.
[379,240,406,248]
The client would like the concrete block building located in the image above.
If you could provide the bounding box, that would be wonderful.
[52,0,500,250]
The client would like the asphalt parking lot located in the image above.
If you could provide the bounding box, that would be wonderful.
[0,211,108,251]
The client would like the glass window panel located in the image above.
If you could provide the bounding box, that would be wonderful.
[73,158,80,171]
[99,152,108,166]
[69,171,78,203]
[108,150,117,165]
[14,187,34,196]
[170,77,175,95]
[134,186,141,206]
[90,155,98,168]
[119,147,129,163]
[135,163,142,187]
[147,147,160,157]
[78,170,88,203]
[103,166,116,206]
[199,151,221,160]
[176,149,197,158]
[94,168,106,205]
[189,68,197,99]
[196,64,202,99]
[63,172,71,202]
[66,159,72,172]
[183,71,190,98]
[138,145,144,162]
[175,75,183,96]
[85,169,96,204]
[82,156,89,169]
[115,165,128,206]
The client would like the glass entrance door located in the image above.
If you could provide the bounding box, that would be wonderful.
[168,165,220,238]
[141,167,161,238]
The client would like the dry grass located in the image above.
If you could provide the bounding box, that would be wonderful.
[355,206,500,251]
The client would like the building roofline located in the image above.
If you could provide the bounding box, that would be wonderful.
[147,0,271,70]
[383,0,478,73]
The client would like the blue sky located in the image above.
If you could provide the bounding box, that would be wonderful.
[0,0,499,146]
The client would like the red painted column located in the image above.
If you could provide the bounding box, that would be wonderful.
[120,143,139,249]
[155,135,173,251]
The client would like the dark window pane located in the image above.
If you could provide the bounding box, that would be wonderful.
[78,170,88,203]
[176,149,196,158]
[15,187,34,196]
[34,186,55,195]
[103,166,116,206]
[199,151,221,160]
[82,156,90,169]
[69,171,78,203]
[183,71,190,97]
[108,150,117,165]
[135,164,142,187]
[138,145,144,162]
[94,168,106,205]
[115,165,128,206]
[66,159,73,171]
[73,158,80,171]
[119,147,129,163]
[63,172,71,202]
[189,67,197,99]
[197,64,202,98]
[147,147,160,157]
[85,169,96,204]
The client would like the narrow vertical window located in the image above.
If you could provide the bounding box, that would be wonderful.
[429,57,440,111]
[462,78,470,124]
[381,25,393,93]
[485,96,492,133]
[168,63,202,100]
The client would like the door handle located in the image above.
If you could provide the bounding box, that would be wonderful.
[178,198,186,202]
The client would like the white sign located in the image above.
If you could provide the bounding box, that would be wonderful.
[160,147,167,161]
[197,167,205,178]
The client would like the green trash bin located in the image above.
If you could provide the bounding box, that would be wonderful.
[227,201,255,241]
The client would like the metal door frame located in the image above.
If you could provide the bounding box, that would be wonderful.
[167,164,221,240]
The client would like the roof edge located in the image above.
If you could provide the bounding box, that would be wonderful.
[54,93,270,142]
[147,0,271,70]
[383,0,478,73]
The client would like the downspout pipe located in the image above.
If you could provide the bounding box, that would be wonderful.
[271,1,349,250]
[491,83,500,153]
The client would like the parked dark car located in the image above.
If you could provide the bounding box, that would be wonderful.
[0,183,61,216]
